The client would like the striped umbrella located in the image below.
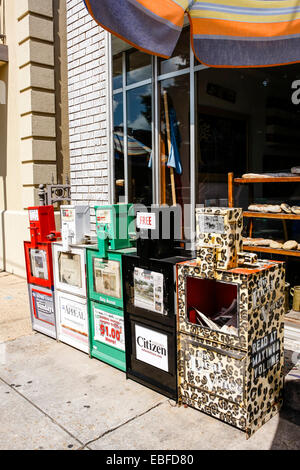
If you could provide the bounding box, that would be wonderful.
[84,0,300,68]
[114,131,151,157]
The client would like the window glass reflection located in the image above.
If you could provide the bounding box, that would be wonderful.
[113,53,123,90]
[160,75,190,238]
[126,50,152,86]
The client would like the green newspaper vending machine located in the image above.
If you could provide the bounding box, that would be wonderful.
[87,204,135,371]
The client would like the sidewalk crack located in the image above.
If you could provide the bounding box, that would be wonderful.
[0,376,85,449]
[81,399,167,450]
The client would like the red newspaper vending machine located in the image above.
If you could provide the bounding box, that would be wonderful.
[24,206,61,338]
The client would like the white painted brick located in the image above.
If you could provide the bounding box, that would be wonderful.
[67,0,109,205]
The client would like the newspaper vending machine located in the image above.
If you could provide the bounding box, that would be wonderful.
[123,206,194,400]
[86,204,136,371]
[24,205,61,338]
[177,207,285,438]
[52,205,97,353]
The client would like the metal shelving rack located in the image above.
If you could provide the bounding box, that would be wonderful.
[228,172,300,257]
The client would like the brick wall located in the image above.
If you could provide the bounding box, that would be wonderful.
[66,0,110,231]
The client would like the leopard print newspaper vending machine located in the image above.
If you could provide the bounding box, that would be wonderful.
[176,207,285,438]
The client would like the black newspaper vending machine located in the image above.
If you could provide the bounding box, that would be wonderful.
[123,206,194,400]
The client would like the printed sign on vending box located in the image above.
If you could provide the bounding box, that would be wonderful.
[60,296,87,335]
[93,307,125,351]
[29,209,39,222]
[135,324,169,372]
[136,212,156,230]
[61,208,75,250]
[251,329,280,379]
[96,209,111,225]
[198,214,225,234]
[32,289,55,324]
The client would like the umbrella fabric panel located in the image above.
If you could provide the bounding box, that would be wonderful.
[84,0,300,67]
[84,0,186,58]
[190,0,300,67]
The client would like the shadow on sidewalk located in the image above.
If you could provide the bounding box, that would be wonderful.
[270,346,300,450]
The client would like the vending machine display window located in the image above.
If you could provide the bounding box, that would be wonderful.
[93,258,121,299]
[133,268,165,316]
[30,248,49,280]
[185,277,239,337]
[58,252,82,288]
[123,254,177,325]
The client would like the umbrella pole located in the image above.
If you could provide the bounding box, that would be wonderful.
[163,90,176,206]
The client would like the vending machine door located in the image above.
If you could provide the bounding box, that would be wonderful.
[56,290,89,354]
[87,247,135,309]
[178,336,247,430]
[125,315,177,400]
[53,243,87,297]
[89,301,126,371]
[24,242,54,289]
[28,284,56,339]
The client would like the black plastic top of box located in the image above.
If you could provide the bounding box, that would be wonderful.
[135,206,182,259]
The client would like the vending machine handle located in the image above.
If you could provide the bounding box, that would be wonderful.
[30,225,39,248]
[97,223,110,258]
[47,231,61,241]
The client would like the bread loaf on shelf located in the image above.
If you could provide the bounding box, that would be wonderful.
[281,203,292,213]
[269,240,283,249]
[291,206,300,215]
[248,204,281,213]
[282,240,298,250]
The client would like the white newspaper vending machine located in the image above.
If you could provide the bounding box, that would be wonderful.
[52,205,97,353]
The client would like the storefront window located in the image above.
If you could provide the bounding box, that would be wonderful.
[113,93,125,202]
[111,33,300,248]
[196,68,248,207]
[160,75,190,237]
[127,84,152,205]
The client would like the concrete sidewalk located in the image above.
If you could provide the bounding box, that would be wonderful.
[0,273,299,450]
[0,272,32,343]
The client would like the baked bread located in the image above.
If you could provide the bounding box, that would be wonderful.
[248,204,281,213]
[282,240,298,250]
[269,240,283,249]
[281,203,292,213]
[291,206,300,215]
[265,205,281,213]
[243,237,268,246]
